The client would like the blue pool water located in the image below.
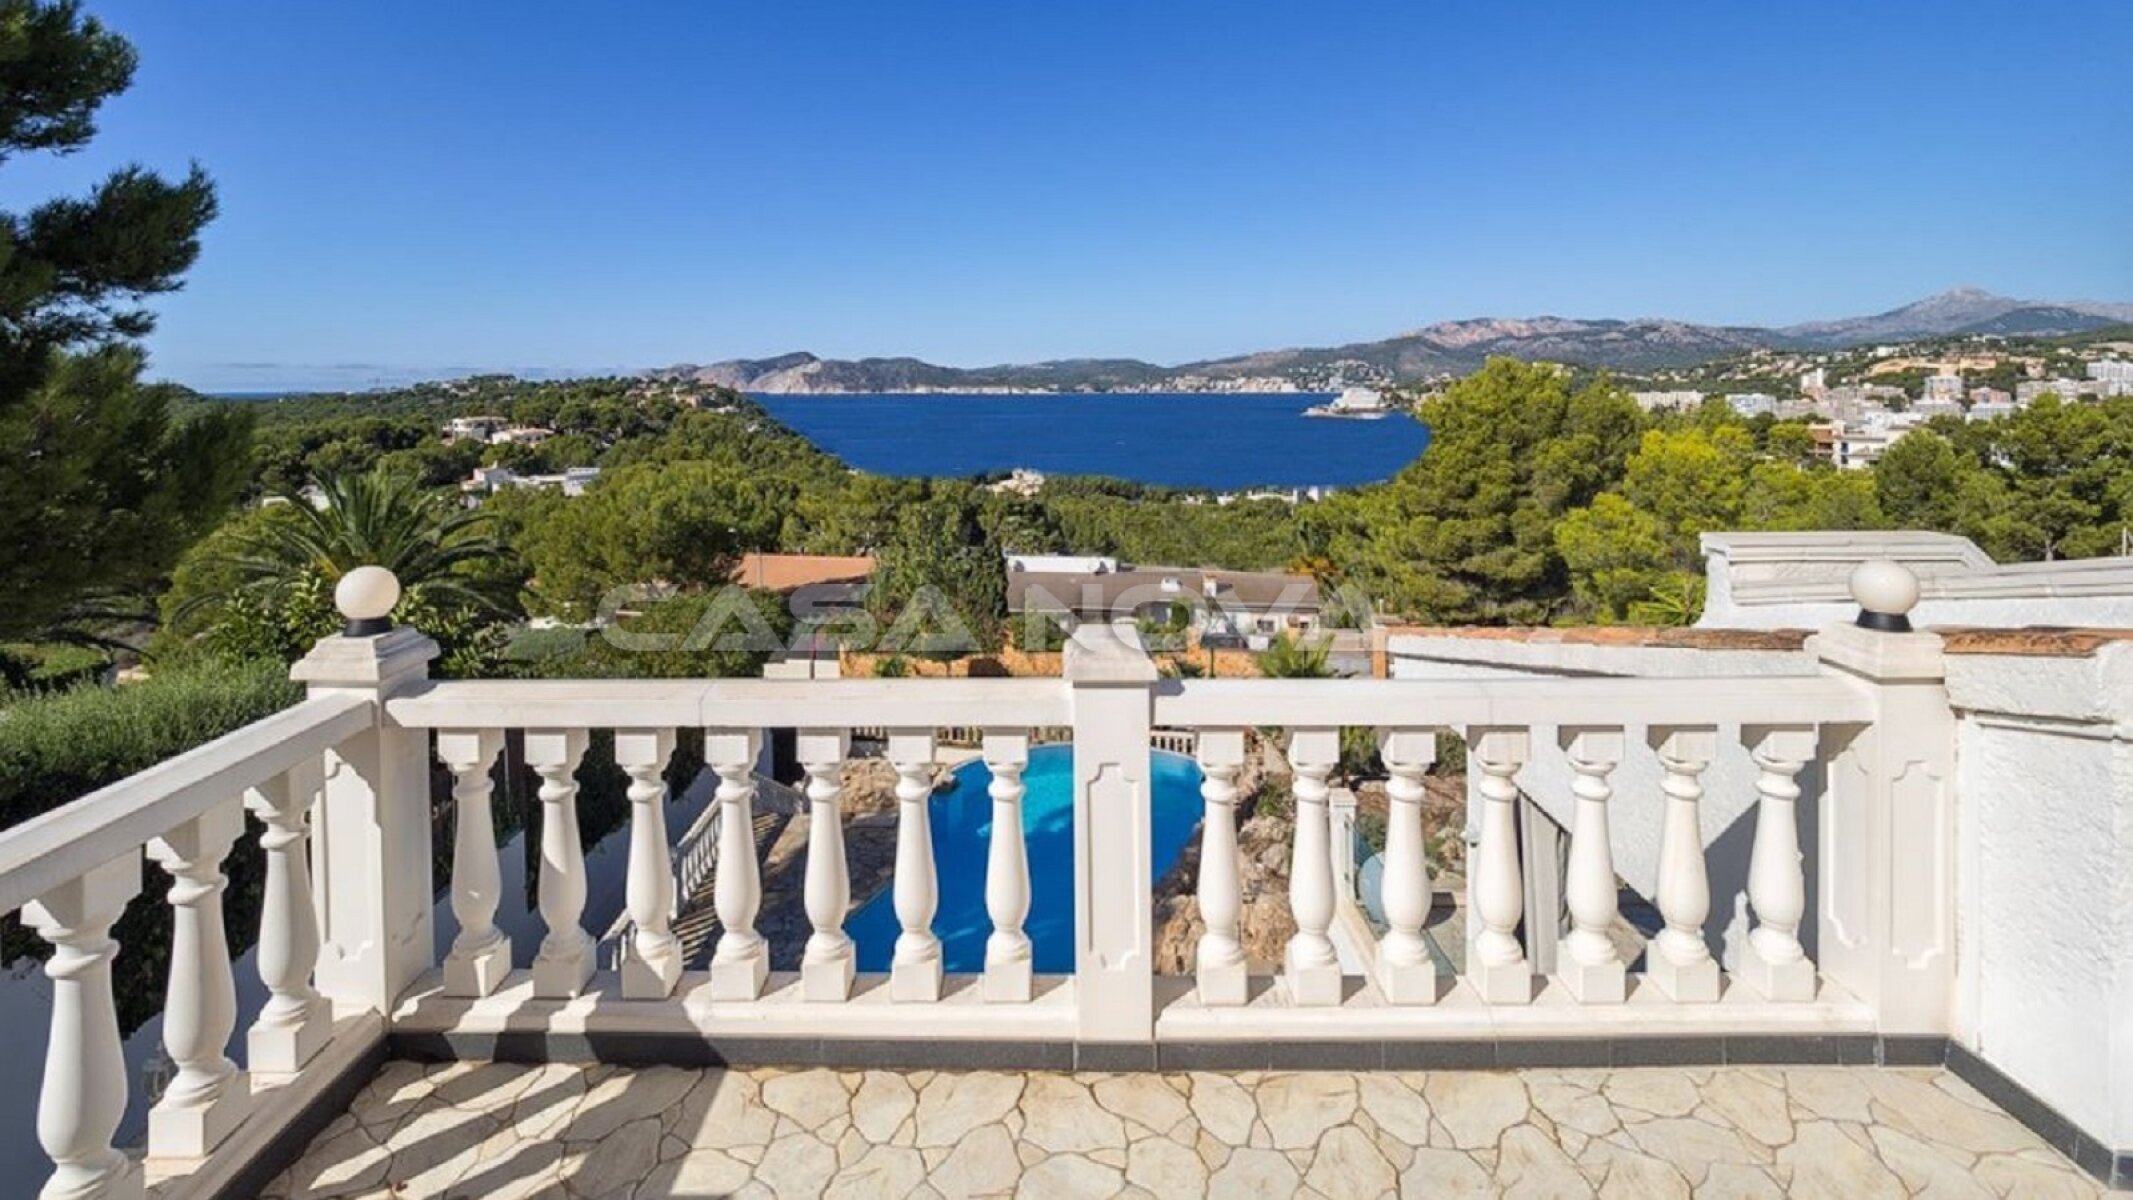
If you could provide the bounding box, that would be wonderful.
[846,746,1206,973]
[755,392,1430,490]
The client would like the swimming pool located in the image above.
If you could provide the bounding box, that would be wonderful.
[845,745,1206,973]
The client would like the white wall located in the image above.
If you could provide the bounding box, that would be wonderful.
[1946,645,2133,1150]
[1699,530,2133,631]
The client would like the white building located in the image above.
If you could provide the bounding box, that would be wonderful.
[1923,373,1966,403]
[487,425,555,447]
[2087,359,2133,385]
[2017,378,2095,404]
[1724,392,1777,418]
[462,465,601,497]
[1005,553,1118,575]
[442,415,509,442]
[1630,390,1704,412]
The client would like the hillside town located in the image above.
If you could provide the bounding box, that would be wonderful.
[1633,344,2133,469]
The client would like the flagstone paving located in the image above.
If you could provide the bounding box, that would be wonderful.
[263,1061,2102,1198]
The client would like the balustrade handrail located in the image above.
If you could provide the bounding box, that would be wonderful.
[0,691,374,916]
[1150,673,1874,728]
[385,677,1074,730]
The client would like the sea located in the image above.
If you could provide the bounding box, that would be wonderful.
[754,392,1430,490]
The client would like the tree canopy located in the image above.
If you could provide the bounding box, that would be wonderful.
[0,1,243,641]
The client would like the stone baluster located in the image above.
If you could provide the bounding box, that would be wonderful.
[1467,728,1532,1003]
[1558,728,1627,1004]
[708,730,768,1001]
[1377,729,1438,1004]
[245,760,332,1074]
[799,730,854,1002]
[1194,729,1249,1006]
[982,732,1034,1002]
[1283,729,1342,1006]
[1740,725,1817,1001]
[27,853,142,1200]
[527,729,594,998]
[437,730,509,999]
[618,729,682,999]
[889,730,942,1002]
[146,801,248,1158]
[1648,727,1721,1002]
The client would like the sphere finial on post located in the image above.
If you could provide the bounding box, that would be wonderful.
[1849,558,1919,633]
[334,566,401,637]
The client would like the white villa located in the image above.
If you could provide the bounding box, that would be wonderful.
[1,533,2129,1196]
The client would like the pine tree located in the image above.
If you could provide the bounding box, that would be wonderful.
[0,1,245,641]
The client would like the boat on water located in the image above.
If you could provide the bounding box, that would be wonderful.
[1303,387,1389,420]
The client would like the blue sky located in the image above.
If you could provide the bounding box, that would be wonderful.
[8,1,2130,390]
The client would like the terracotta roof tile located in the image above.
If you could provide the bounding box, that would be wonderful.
[1937,627,2133,657]
[729,553,877,591]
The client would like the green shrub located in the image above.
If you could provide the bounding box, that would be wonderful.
[0,657,301,829]
[0,656,301,1031]
[0,643,111,695]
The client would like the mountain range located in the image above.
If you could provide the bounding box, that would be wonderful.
[654,288,2133,394]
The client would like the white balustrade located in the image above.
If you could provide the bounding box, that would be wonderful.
[1193,729,1249,1006]
[146,802,249,1160]
[27,853,142,1200]
[0,553,2022,1197]
[1558,728,1627,1004]
[1648,727,1721,1002]
[1467,728,1533,1003]
[1283,729,1342,1006]
[1376,730,1438,1004]
[617,729,682,999]
[888,731,942,1002]
[982,732,1034,1002]
[799,729,855,1002]
[244,761,331,1074]
[527,729,595,998]
[1740,725,1817,1001]
[437,730,509,999]
[708,730,769,1001]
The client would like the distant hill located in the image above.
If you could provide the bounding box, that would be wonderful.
[655,288,2133,393]
[1777,287,2133,346]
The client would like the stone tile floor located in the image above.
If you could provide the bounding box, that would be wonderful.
[265,1060,2103,1198]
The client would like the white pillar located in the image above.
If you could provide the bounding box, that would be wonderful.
[982,731,1034,1002]
[437,730,509,999]
[527,729,594,998]
[1648,727,1721,1002]
[1066,625,1157,1041]
[707,730,768,1001]
[1193,728,1249,1006]
[1377,729,1438,1004]
[1812,562,1955,1034]
[244,760,332,1074]
[292,621,438,1015]
[888,730,942,1002]
[1283,728,1342,1007]
[1558,728,1626,1004]
[1467,727,1532,1004]
[1738,725,1817,1001]
[26,853,142,1200]
[798,729,854,1002]
[146,801,248,1159]
[617,729,681,999]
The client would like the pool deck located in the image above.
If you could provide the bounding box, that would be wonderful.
[264,1060,2103,1198]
